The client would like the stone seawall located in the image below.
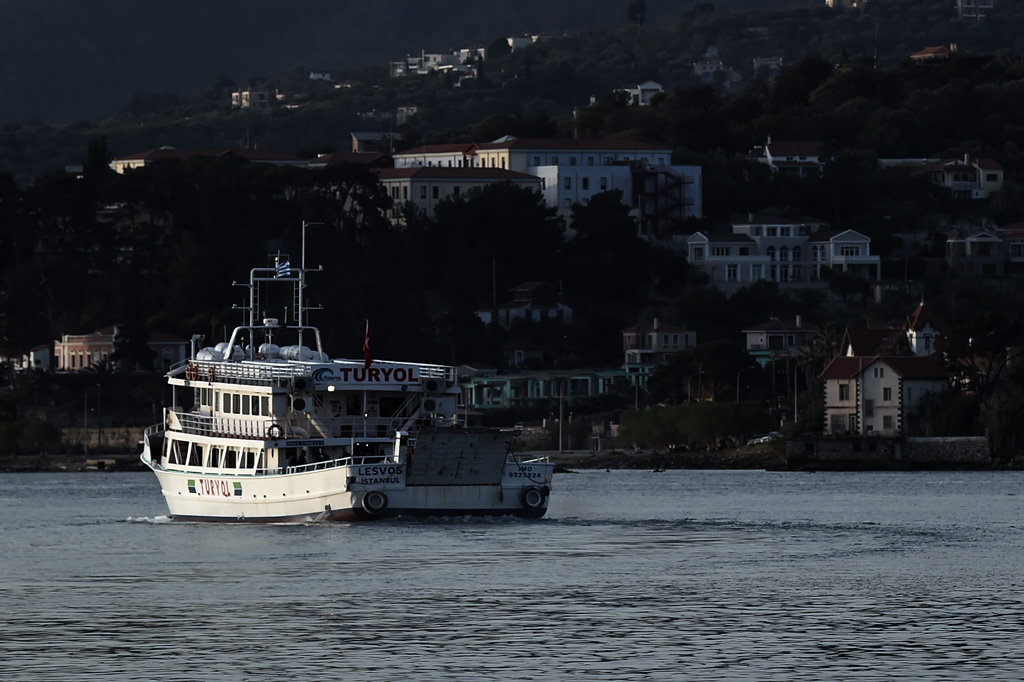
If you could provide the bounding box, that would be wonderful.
[62,427,146,454]
[787,436,990,470]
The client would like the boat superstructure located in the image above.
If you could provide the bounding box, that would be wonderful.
[141,250,552,522]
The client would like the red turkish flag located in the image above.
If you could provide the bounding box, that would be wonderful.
[362,320,371,369]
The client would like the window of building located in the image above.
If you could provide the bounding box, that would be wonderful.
[582,177,589,190]
[766,227,777,237]
[883,415,894,430]
[402,186,408,200]
[883,387,892,401]
[533,156,540,166]
[691,247,704,261]
[600,177,608,190]
[587,156,595,166]
[453,186,460,197]
[865,399,874,417]
[551,156,559,165]
[569,157,577,166]
[751,264,763,280]
[780,227,791,237]
[873,367,885,378]
[792,246,801,262]
[711,246,729,257]
[767,246,776,261]
[419,186,426,199]
[779,247,789,262]
[604,156,613,165]
[739,247,749,256]
[432,186,439,199]
[727,264,738,281]
[840,245,861,257]
[839,384,850,401]
[565,177,572,190]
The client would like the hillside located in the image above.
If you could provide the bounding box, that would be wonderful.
[0,0,812,125]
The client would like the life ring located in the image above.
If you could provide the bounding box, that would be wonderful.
[207,367,215,382]
[362,490,388,515]
[266,423,283,440]
[520,486,546,510]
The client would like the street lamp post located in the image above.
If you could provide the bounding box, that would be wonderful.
[736,365,756,403]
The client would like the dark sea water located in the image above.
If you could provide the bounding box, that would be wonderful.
[2,469,1023,681]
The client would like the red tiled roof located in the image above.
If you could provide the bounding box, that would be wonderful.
[621,321,689,334]
[743,318,818,333]
[114,148,306,163]
[476,137,668,152]
[905,302,939,332]
[843,328,901,356]
[394,143,479,156]
[766,141,820,157]
[309,152,391,167]
[820,356,873,380]
[820,355,947,380]
[881,356,947,379]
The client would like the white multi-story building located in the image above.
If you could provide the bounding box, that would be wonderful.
[392,137,702,224]
[687,214,880,294]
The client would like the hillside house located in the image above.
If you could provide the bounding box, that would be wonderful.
[821,356,947,436]
[743,317,819,365]
[946,225,1005,277]
[615,81,664,106]
[621,319,696,384]
[686,222,880,294]
[475,282,572,329]
[54,326,188,373]
[753,137,824,177]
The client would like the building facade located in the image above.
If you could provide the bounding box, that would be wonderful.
[55,327,188,373]
[821,356,947,436]
[376,167,542,220]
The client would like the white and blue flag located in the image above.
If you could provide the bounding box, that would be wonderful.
[276,260,291,277]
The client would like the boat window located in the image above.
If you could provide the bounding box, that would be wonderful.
[170,440,183,464]
[232,394,241,413]
[242,395,250,415]
[208,447,221,468]
[245,451,255,469]
[261,396,269,416]
[188,444,203,467]
[225,448,237,469]
[223,393,231,413]
[251,396,261,416]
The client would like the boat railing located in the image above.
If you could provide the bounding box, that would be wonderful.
[166,410,435,442]
[171,357,459,387]
[169,411,280,440]
[274,453,393,476]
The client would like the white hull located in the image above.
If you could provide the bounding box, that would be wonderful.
[143,435,553,522]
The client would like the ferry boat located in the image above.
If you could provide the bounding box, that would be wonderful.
[140,249,553,522]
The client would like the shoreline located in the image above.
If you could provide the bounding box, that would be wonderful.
[4,446,1018,473]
